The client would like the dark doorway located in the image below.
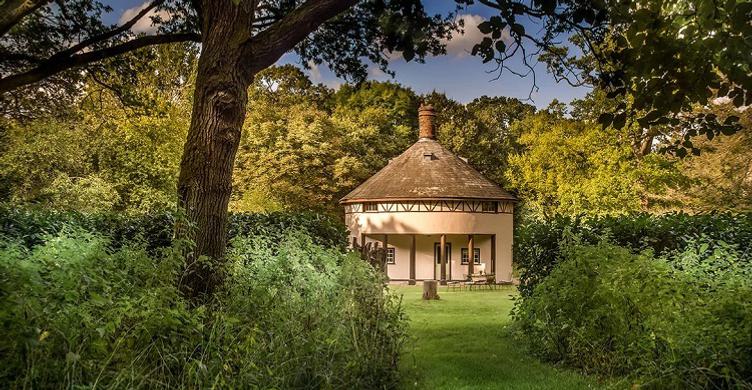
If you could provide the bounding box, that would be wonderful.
[434,242,452,280]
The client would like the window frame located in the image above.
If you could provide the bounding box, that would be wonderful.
[386,247,396,264]
[481,201,498,213]
[460,248,481,265]
[363,202,378,212]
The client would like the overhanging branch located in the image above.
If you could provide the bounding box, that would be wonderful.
[60,0,165,57]
[0,32,201,94]
[0,0,51,37]
[245,0,358,74]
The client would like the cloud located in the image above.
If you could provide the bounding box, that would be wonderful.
[368,65,386,78]
[307,60,323,83]
[306,61,342,89]
[443,14,512,58]
[118,2,171,34]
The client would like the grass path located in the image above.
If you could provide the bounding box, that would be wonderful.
[394,285,602,390]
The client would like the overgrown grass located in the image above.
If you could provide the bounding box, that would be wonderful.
[0,229,404,389]
[394,286,603,390]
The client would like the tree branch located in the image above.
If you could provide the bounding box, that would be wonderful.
[60,0,164,57]
[0,0,51,37]
[0,32,201,93]
[245,0,358,74]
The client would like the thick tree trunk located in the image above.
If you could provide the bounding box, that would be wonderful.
[422,280,439,300]
[176,3,254,299]
[175,0,358,300]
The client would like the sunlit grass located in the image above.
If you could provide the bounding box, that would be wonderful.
[394,285,604,390]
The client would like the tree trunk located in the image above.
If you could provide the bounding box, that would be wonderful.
[422,280,439,300]
[174,0,358,300]
[176,3,254,299]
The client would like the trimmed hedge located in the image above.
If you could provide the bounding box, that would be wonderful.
[0,206,347,251]
[514,212,752,296]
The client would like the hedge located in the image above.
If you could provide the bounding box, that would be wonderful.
[514,212,752,296]
[0,206,348,251]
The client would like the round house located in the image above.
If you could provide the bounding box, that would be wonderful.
[341,104,516,284]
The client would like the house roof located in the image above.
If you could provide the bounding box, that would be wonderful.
[340,138,517,203]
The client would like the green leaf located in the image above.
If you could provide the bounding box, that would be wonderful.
[597,112,614,126]
[402,49,414,62]
[478,21,492,34]
[612,112,627,129]
[495,40,506,53]
[511,23,525,36]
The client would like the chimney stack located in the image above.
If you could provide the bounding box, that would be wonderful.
[418,103,436,139]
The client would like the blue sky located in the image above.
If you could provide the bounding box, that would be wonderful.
[105,1,589,108]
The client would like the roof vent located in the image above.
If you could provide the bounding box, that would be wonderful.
[423,153,436,161]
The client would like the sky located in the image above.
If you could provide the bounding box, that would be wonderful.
[104,1,590,108]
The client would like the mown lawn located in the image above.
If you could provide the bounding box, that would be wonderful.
[394,285,603,390]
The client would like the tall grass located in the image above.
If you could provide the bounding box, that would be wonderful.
[0,229,405,389]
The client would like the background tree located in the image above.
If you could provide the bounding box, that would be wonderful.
[431,94,534,187]
[506,102,683,218]
[233,68,419,213]
[663,104,752,211]
[471,0,751,156]
[0,44,194,212]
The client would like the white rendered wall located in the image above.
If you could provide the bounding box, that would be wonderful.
[346,210,514,281]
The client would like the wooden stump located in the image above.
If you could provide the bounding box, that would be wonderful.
[422,280,439,300]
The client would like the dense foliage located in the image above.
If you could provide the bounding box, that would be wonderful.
[0,206,347,251]
[0,230,404,388]
[512,239,752,388]
[506,105,682,217]
[1,49,749,217]
[514,212,752,296]
[0,45,194,213]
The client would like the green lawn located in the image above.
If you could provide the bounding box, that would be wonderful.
[394,285,603,390]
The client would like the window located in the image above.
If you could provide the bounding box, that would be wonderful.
[461,248,481,264]
[386,248,396,264]
[482,201,497,213]
[363,202,378,212]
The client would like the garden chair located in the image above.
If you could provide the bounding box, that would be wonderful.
[446,280,464,292]
[468,274,488,290]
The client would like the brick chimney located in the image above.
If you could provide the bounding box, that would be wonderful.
[418,103,436,139]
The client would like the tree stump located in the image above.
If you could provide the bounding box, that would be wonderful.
[422,280,439,300]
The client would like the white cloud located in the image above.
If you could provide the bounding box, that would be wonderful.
[443,14,512,58]
[118,2,171,34]
[368,65,386,78]
[306,61,342,89]
[307,60,323,83]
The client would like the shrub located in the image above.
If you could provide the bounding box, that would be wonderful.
[0,205,347,251]
[514,212,752,296]
[512,239,752,388]
[0,230,403,389]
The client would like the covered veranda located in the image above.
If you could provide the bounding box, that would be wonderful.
[357,232,499,285]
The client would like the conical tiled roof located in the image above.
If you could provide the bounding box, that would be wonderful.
[340,138,517,203]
